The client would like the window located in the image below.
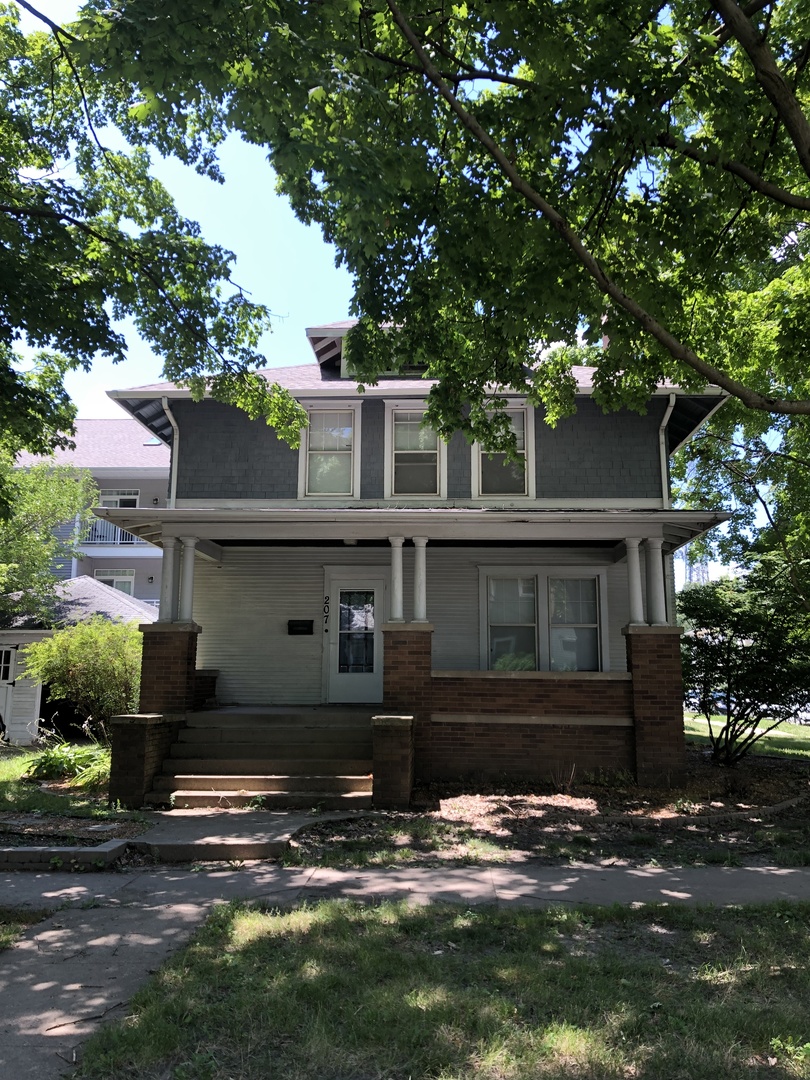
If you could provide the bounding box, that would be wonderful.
[472,408,535,498]
[480,568,606,671]
[94,568,135,595]
[99,489,139,509]
[384,404,446,498]
[299,406,361,498]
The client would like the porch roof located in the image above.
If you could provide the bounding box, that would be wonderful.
[93,506,729,558]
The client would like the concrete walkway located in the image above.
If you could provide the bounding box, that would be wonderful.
[4,811,810,1079]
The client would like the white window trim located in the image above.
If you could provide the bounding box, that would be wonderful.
[471,404,536,500]
[99,489,140,506]
[297,401,362,500]
[94,568,136,595]
[383,400,447,499]
[478,565,610,672]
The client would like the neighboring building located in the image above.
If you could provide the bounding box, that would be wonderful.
[17,419,170,606]
[0,576,158,744]
[100,322,729,808]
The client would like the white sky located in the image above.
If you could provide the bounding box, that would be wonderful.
[17,2,354,418]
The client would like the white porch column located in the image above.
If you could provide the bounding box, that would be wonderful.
[388,536,405,621]
[625,537,645,625]
[178,535,198,623]
[412,536,428,622]
[159,536,178,621]
[645,537,668,625]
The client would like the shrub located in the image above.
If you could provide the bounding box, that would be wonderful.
[26,737,111,790]
[22,617,142,741]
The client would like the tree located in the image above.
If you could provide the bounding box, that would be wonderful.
[679,574,810,765]
[66,0,810,449]
[0,453,96,626]
[21,615,142,739]
[0,1,304,470]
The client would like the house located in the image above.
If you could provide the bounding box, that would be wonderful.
[17,419,171,605]
[0,577,158,744]
[99,322,728,809]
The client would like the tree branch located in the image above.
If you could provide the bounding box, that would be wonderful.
[712,0,810,180]
[12,1,77,42]
[385,0,810,416]
[656,131,810,210]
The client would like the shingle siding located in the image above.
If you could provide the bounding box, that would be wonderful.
[360,399,384,499]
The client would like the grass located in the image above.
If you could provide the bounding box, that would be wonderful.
[0,744,131,821]
[684,716,810,759]
[0,905,47,951]
[79,898,810,1080]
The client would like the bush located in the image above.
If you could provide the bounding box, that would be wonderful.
[679,578,810,765]
[22,617,142,741]
[26,736,111,790]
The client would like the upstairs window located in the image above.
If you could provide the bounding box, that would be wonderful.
[384,403,447,498]
[472,408,535,498]
[304,409,357,496]
[99,489,138,509]
[94,568,136,595]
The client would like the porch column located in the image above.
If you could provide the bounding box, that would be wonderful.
[388,536,405,622]
[645,537,668,625]
[625,537,645,625]
[412,536,428,622]
[178,535,198,623]
[170,540,181,621]
[158,536,177,622]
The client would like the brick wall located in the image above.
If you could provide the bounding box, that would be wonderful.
[624,626,686,785]
[108,713,184,809]
[139,623,200,713]
[371,715,414,808]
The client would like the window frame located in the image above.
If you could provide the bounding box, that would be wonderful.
[93,568,136,595]
[478,565,610,672]
[99,489,139,509]
[297,402,362,500]
[470,404,536,500]
[383,400,447,499]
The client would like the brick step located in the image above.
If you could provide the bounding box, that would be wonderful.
[169,740,372,760]
[162,758,372,776]
[144,790,374,810]
[152,774,372,794]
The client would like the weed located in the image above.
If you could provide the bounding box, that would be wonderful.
[245,795,267,811]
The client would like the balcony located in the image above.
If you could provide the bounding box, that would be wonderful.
[83,520,147,546]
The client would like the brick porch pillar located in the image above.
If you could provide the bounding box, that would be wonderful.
[139,622,201,714]
[382,622,433,786]
[623,625,686,786]
[108,713,184,809]
[371,715,414,808]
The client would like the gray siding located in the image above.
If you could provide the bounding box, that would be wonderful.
[447,430,471,499]
[193,545,628,705]
[536,399,666,500]
[360,398,384,499]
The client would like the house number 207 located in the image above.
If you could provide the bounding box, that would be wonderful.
[323,595,330,633]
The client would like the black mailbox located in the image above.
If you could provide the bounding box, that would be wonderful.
[288,619,314,636]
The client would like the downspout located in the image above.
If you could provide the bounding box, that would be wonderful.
[162,397,179,509]
[658,393,676,509]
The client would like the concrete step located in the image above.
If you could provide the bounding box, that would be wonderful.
[169,740,372,760]
[152,774,372,794]
[176,725,372,744]
[144,790,374,810]
[162,758,372,776]
[185,710,375,729]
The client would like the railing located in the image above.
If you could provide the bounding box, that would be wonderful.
[83,520,146,545]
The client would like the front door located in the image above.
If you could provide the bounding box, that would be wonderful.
[325,576,385,703]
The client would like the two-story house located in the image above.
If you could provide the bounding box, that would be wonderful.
[100,322,728,809]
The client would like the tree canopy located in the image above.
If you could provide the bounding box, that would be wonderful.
[0,453,96,626]
[0,1,304,466]
[66,0,810,448]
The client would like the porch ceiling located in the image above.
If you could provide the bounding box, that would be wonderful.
[93,506,729,555]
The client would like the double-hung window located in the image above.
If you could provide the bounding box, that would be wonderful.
[94,568,136,595]
[472,407,535,498]
[300,406,361,498]
[481,568,606,671]
[384,403,446,498]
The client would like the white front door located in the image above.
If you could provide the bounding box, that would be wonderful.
[325,576,385,703]
[0,648,15,738]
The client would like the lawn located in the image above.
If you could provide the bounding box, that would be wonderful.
[79,898,810,1080]
[684,716,810,759]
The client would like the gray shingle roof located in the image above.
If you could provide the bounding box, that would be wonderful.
[16,419,171,469]
[6,576,159,630]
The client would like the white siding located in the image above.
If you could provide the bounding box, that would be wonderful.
[8,668,41,744]
[193,544,629,705]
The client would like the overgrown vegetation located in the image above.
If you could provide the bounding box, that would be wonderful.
[0,744,117,819]
[680,576,810,765]
[0,905,47,951]
[25,736,110,790]
[22,617,142,741]
[78,899,810,1080]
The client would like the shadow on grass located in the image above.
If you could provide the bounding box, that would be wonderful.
[80,900,810,1080]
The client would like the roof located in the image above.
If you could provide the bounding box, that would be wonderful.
[4,576,159,630]
[16,419,170,470]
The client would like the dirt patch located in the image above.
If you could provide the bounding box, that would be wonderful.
[0,812,146,847]
[290,749,810,868]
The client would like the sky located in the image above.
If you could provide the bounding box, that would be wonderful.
[18,2,355,419]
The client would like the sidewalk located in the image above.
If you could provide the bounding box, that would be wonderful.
[3,810,810,1079]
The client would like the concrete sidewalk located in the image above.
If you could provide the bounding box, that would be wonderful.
[4,811,810,1079]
